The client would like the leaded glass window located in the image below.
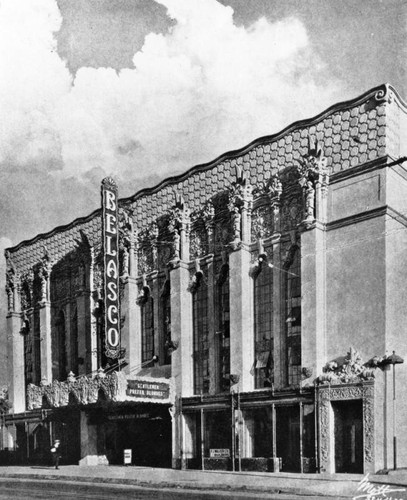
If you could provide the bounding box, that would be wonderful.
[285,245,301,386]
[193,276,209,395]
[253,259,273,388]
[141,295,154,363]
[217,264,230,392]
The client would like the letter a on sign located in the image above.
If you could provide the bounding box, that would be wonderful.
[101,177,120,359]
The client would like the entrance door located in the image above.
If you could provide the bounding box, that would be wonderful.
[104,408,172,468]
[333,400,363,473]
[276,405,300,472]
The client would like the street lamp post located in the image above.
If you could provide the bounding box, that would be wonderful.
[383,351,404,470]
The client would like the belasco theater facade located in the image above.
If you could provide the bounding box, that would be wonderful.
[4,83,407,474]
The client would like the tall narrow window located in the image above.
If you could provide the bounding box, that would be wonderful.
[141,294,154,363]
[161,279,171,365]
[53,310,67,380]
[217,264,230,392]
[71,308,79,375]
[253,260,273,389]
[285,245,301,386]
[192,276,209,395]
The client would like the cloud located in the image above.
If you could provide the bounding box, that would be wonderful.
[0,0,345,235]
[59,0,342,184]
[1,0,344,194]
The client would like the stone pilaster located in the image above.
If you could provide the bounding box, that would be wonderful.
[300,223,327,382]
[297,138,329,382]
[229,246,254,392]
[271,234,283,388]
[39,301,52,383]
[7,311,25,413]
[121,277,142,375]
[170,262,193,396]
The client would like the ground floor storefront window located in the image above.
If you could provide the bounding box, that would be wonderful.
[182,397,315,473]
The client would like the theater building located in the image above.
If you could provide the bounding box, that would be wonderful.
[4,83,407,473]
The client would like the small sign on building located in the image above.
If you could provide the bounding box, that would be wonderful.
[209,449,230,458]
[127,380,170,400]
[124,448,132,465]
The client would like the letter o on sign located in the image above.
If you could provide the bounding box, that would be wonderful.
[107,328,119,347]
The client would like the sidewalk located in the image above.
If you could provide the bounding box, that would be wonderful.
[0,465,406,498]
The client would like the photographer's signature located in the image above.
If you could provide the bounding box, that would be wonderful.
[353,474,406,500]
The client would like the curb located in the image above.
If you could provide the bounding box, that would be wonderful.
[0,472,354,498]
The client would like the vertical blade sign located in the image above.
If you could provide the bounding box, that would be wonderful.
[101,177,120,359]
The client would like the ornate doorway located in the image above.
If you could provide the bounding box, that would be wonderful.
[332,400,363,473]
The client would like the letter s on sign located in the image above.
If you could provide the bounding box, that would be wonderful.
[107,281,117,301]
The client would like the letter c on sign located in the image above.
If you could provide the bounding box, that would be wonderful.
[107,328,119,347]
[108,305,118,324]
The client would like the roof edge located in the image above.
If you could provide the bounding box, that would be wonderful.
[7,83,405,255]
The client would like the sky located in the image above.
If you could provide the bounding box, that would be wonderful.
[0,0,406,379]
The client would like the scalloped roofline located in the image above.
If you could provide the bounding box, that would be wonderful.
[7,83,406,255]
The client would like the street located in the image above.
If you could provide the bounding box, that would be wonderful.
[0,478,349,500]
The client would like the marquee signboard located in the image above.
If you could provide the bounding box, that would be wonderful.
[101,177,120,359]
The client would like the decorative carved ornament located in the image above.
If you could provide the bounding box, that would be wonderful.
[27,370,128,409]
[5,250,17,312]
[227,166,253,246]
[317,348,378,473]
[168,192,190,262]
[318,383,374,473]
[295,137,330,228]
[316,346,377,385]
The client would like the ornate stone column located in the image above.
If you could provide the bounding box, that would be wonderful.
[119,210,141,376]
[6,253,25,414]
[227,167,254,392]
[38,248,53,383]
[170,259,193,396]
[297,138,330,383]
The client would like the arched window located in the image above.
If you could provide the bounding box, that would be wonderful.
[192,273,209,395]
[284,245,301,387]
[216,264,230,392]
[253,258,273,389]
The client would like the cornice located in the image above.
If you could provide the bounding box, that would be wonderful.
[6,209,102,255]
[7,84,406,256]
[329,156,389,185]
[327,206,387,231]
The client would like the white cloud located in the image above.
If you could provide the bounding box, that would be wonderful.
[0,0,344,216]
